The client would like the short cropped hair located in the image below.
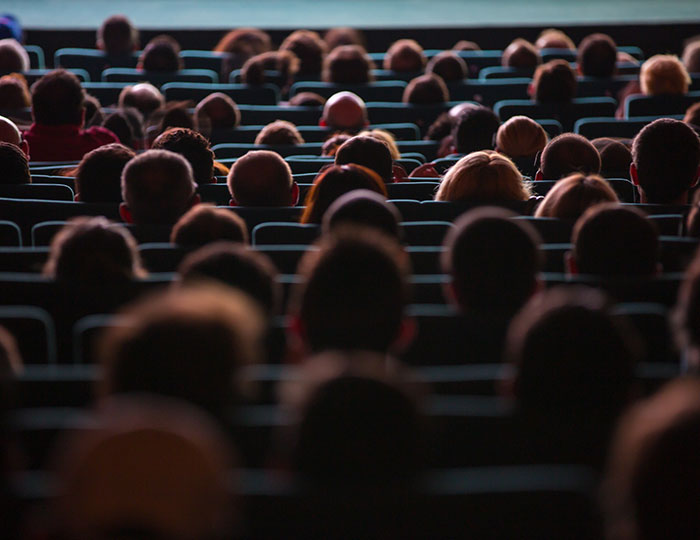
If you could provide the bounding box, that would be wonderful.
[572,203,659,277]
[227,150,294,206]
[384,39,426,72]
[640,54,691,95]
[539,133,602,179]
[532,59,577,102]
[96,15,139,56]
[496,115,548,158]
[335,135,394,183]
[502,39,541,70]
[254,120,304,146]
[0,38,29,72]
[592,137,633,180]
[0,74,30,109]
[195,93,240,132]
[403,74,449,104]
[323,190,402,242]
[451,105,501,154]
[279,30,327,75]
[31,69,85,125]
[577,33,617,78]
[76,143,135,202]
[324,27,366,50]
[152,127,215,186]
[535,29,576,50]
[139,35,183,72]
[0,141,29,184]
[443,207,542,313]
[171,204,248,246]
[682,40,700,73]
[535,173,619,220]
[426,51,468,82]
[322,44,374,84]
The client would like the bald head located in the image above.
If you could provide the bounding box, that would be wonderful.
[118,83,165,120]
[227,150,297,207]
[321,91,368,132]
[0,115,28,157]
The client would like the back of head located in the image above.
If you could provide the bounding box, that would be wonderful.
[540,133,601,179]
[322,44,374,84]
[99,285,263,415]
[76,143,135,202]
[604,379,700,540]
[682,39,700,74]
[157,103,195,134]
[227,150,294,207]
[195,92,240,132]
[321,91,367,132]
[577,33,617,78]
[685,101,700,129]
[323,190,402,242]
[502,39,541,70]
[632,118,700,204]
[291,228,409,354]
[0,74,30,109]
[402,73,449,104]
[592,137,633,179]
[496,115,548,159]
[335,135,393,183]
[436,150,530,202]
[31,69,85,125]
[535,173,619,220]
[139,34,182,72]
[121,149,197,225]
[0,38,29,73]
[324,27,365,51]
[152,127,215,186]
[171,204,248,247]
[507,286,637,422]
[301,164,388,224]
[279,30,327,75]
[453,40,481,52]
[451,104,500,154]
[118,83,165,121]
[0,141,28,184]
[640,54,691,95]
[102,110,138,150]
[532,59,577,102]
[254,120,304,146]
[289,91,326,107]
[360,128,400,160]
[426,51,468,83]
[443,207,541,314]
[0,115,21,147]
[572,203,659,277]
[535,28,576,50]
[321,133,351,157]
[178,241,279,317]
[384,39,426,72]
[97,15,139,56]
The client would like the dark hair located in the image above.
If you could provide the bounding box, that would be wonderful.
[215,28,272,77]
[97,15,139,56]
[158,103,195,134]
[322,44,374,84]
[0,141,29,184]
[403,73,449,104]
[321,134,352,156]
[532,59,577,102]
[540,133,601,179]
[591,137,632,180]
[152,128,215,186]
[31,69,85,125]
[227,150,294,207]
[279,30,327,75]
[502,39,541,70]
[0,74,30,109]
[451,105,500,154]
[171,205,248,247]
[335,135,393,183]
[632,118,700,204]
[288,92,326,107]
[76,143,135,202]
[102,111,136,149]
[577,33,617,78]
[139,35,182,72]
[241,50,299,93]
[426,51,468,82]
[443,207,542,314]
[324,27,366,50]
[323,190,402,242]
[384,39,426,72]
[83,94,104,127]
[195,92,240,132]
[254,120,304,146]
[572,203,659,277]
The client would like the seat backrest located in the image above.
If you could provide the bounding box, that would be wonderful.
[0,221,21,247]
[0,304,57,364]
[494,97,617,132]
[252,222,320,246]
[449,78,531,107]
[289,80,408,102]
[0,183,74,202]
[101,67,218,86]
[162,82,280,105]
[625,91,700,118]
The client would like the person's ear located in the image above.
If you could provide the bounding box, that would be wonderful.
[527,82,535,98]
[229,198,238,206]
[692,165,700,188]
[119,202,133,223]
[290,181,300,206]
[20,139,29,159]
[74,192,81,201]
[566,250,578,275]
[535,169,543,181]
[629,163,639,185]
[80,107,86,128]
[319,118,327,127]
[391,317,416,354]
[444,280,461,309]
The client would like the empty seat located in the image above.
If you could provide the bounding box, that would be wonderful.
[25,45,46,69]
[0,221,22,247]
[401,221,453,246]
[0,305,57,364]
[514,217,573,243]
[179,50,226,75]
[386,182,438,201]
[238,104,323,126]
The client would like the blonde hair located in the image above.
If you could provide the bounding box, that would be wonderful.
[435,151,531,202]
[496,116,548,158]
[535,173,619,220]
[359,128,400,160]
[640,54,691,95]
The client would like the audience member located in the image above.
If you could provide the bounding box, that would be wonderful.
[195,92,240,137]
[82,94,105,128]
[495,115,548,177]
[536,133,601,180]
[335,135,394,183]
[534,28,576,50]
[450,104,501,154]
[403,73,449,104]
[631,118,700,204]
[151,127,215,186]
[640,54,691,95]
[0,38,28,73]
[322,44,374,84]
[227,150,298,206]
[75,143,134,202]
[0,140,28,184]
[0,73,30,111]
[501,39,541,70]
[155,102,195,135]
[591,137,633,179]
[322,190,402,242]
[685,101,700,131]
[320,91,368,132]
[535,173,619,220]
[288,91,326,107]
[241,50,299,94]
[453,40,481,52]
[530,59,577,102]
[102,107,143,150]
[577,33,618,78]
[0,114,28,155]
[425,51,468,82]
[279,30,327,76]
[321,133,351,157]
[138,35,183,72]
[324,27,365,51]
[170,204,248,247]
[384,39,426,73]
[682,39,700,73]
[214,27,272,75]
[96,15,139,57]
[359,128,400,160]
[254,120,304,146]
[118,83,165,121]
[300,163,388,224]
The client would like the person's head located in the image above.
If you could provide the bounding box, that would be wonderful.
[592,137,633,179]
[321,133,352,157]
[322,44,374,84]
[214,28,271,58]
[631,118,700,204]
[436,150,530,202]
[640,54,691,95]
[156,103,194,135]
[0,74,30,109]
[501,39,541,70]
[426,51,468,82]
[322,190,402,242]
[443,207,542,314]
[359,128,400,160]
[335,135,394,183]
[402,73,449,104]
[120,149,199,225]
[241,50,299,90]
[604,378,700,540]
[0,141,28,184]
[506,286,637,421]
[118,83,165,121]
[31,69,85,126]
[43,217,146,284]
[320,91,368,132]
[52,395,235,540]
[538,133,601,180]
[301,164,388,224]
[227,150,297,207]
[96,15,139,56]
[254,120,304,146]
[138,34,182,72]
[682,39,700,73]
[451,104,501,154]
[685,101,700,129]
[323,27,365,51]
[0,38,28,73]
[288,91,326,107]
[577,33,617,78]
[75,143,135,202]
[151,127,215,186]
[99,285,264,416]
[453,40,481,52]
[535,28,576,50]
[177,242,279,317]
[195,92,240,135]
[535,173,619,220]
[170,204,248,247]
[279,30,327,75]
[531,59,577,102]
[384,39,426,73]
[495,115,548,159]
[290,227,410,354]
[0,114,27,154]
[571,203,659,277]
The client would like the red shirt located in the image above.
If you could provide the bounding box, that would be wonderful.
[23,123,120,162]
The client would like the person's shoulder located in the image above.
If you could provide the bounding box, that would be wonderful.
[83,125,120,144]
